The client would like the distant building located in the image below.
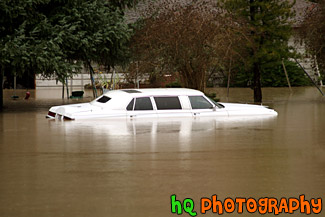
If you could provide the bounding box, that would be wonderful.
[292,0,323,85]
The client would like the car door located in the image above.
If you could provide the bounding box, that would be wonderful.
[126,97,157,118]
[188,96,228,117]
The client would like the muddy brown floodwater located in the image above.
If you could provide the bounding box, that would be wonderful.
[0,87,324,217]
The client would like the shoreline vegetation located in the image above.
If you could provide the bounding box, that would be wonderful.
[1,0,324,110]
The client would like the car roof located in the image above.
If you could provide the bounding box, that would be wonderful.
[103,88,204,97]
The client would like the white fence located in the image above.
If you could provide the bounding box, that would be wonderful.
[36,73,127,91]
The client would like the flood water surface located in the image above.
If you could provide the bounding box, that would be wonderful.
[0,87,325,217]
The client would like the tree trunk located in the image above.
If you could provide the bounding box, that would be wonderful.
[253,62,262,103]
[180,68,205,92]
[249,0,262,103]
[0,68,3,111]
[87,61,97,98]
[186,75,205,92]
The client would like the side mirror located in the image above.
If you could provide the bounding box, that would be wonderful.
[212,106,217,111]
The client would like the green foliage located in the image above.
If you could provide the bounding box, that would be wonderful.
[261,60,312,87]
[0,0,134,82]
[221,0,296,102]
[223,0,295,63]
[232,60,312,87]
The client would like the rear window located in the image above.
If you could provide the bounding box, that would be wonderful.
[189,96,213,109]
[134,97,153,110]
[97,96,111,103]
[122,90,142,93]
[154,97,182,110]
[126,98,135,111]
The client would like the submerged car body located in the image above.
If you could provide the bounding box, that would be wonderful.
[46,88,277,120]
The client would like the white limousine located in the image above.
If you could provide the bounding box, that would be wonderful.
[46,88,277,120]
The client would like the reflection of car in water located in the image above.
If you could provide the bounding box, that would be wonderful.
[47,88,277,120]
[60,116,277,137]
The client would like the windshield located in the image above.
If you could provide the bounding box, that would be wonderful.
[208,97,225,108]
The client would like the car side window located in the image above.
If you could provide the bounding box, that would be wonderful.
[189,96,213,109]
[154,97,182,110]
[134,97,153,110]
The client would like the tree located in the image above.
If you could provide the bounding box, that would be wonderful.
[0,0,136,110]
[129,0,246,92]
[298,0,325,79]
[233,60,311,87]
[221,0,295,102]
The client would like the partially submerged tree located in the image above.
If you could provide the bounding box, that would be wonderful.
[298,0,325,79]
[221,0,295,102]
[130,0,246,92]
[0,0,136,110]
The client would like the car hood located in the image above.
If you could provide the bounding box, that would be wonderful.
[220,102,277,115]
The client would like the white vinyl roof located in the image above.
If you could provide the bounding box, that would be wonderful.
[104,88,204,97]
